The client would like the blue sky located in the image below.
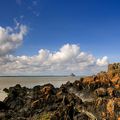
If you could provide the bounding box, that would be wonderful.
[0,0,119,75]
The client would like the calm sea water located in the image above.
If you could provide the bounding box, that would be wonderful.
[0,76,80,101]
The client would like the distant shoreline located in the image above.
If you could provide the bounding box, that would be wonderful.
[0,75,83,77]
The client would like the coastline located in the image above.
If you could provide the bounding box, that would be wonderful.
[0,63,120,119]
[0,76,80,101]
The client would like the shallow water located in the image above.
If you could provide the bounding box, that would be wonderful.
[0,76,80,101]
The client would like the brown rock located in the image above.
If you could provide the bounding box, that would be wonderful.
[95,88,107,97]
[106,99,115,120]
[40,84,55,95]
[107,87,114,97]
[31,100,40,108]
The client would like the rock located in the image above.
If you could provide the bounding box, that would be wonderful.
[18,107,30,118]
[0,112,5,119]
[40,84,56,95]
[118,117,120,120]
[95,88,107,97]
[0,101,8,110]
[114,90,120,97]
[107,87,114,97]
[3,88,9,93]
[106,99,115,119]
[73,113,91,120]
[108,63,120,72]
[31,100,40,109]
[16,117,27,120]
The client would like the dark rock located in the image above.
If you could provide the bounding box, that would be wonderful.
[114,90,120,97]
[3,88,9,93]
[0,112,5,119]
[0,101,8,110]
[74,113,90,120]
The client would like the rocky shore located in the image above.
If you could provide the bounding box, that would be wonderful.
[0,63,120,120]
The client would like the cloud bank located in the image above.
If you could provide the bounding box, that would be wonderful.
[0,24,109,75]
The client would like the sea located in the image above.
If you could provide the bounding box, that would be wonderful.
[0,76,80,101]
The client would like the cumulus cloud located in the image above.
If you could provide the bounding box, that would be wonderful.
[96,56,108,66]
[0,23,109,75]
[0,40,109,75]
[0,24,27,56]
[51,44,80,63]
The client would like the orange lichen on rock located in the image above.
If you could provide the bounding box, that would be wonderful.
[118,117,120,120]
[101,112,107,120]
[82,76,94,84]
[107,87,114,97]
[106,99,115,119]
[111,74,120,84]
[115,84,120,89]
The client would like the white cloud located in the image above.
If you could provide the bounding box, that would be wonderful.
[0,40,109,75]
[0,23,109,75]
[51,44,80,63]
[0,24,27,56]
[96,56,108,66]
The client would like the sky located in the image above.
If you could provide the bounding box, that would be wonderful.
[0,0,120,75]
